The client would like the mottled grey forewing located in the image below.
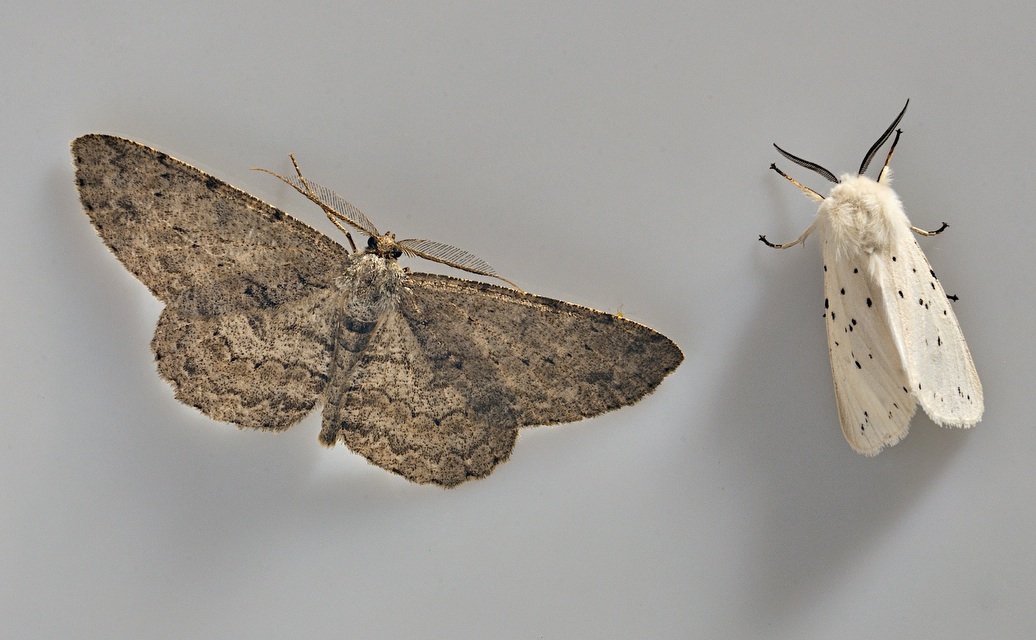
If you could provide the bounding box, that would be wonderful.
[72,134,345,430]
[404,274,683,425]
[72,134,343,315]
[320,272,683,486]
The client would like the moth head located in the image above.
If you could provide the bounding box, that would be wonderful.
[367,232,404,259]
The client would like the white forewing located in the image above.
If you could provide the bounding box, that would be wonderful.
[881,233,983,427]
[821,237,917,454]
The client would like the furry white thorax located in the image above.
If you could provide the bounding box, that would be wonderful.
[817,171,912,264]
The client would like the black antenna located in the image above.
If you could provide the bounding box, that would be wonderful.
[772,143,838,184]
[858,99,910,176]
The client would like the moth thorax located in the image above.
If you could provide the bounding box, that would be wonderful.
[821,175,903,258]
[338,253,405,320]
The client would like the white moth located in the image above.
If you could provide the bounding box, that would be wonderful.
[761,101,983,454]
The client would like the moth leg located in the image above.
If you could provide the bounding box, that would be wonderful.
[323,214,357,243]
[281,154,329,211]
[770,163,825,202]
[759,219,817,249]
[911,222,948,236]
[762,160,823,248]
[876,129,903,183]
[283,154,361,242]
[252,158,325,213]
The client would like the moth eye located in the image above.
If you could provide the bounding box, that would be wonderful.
[392,247,403,259]
[367,236,378,249]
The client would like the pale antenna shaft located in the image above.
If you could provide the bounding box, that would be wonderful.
[272,171,381,238]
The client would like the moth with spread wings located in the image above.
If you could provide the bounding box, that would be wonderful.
[760,102,982,454]
[72,134,683,486]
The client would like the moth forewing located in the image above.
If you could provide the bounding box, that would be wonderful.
[881,234,983,428]
[821,235,916,455]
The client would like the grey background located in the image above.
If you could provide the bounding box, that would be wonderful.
[3,2,1032,638]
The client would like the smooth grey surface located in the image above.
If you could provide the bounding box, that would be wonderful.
[2,2,1032,638]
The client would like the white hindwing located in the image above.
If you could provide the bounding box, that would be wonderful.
[881,235,983,427]
[822,238,917,454]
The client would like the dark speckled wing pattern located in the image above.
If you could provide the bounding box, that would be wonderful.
[72,134,683,487]
[320,273,683,486]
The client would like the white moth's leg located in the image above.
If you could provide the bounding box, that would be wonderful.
[759,219,817,249]
[770,163,825,201]
[876,129,902,183]
[911,222,949,236]
[875,127,948,237]
[761,162,823,249]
